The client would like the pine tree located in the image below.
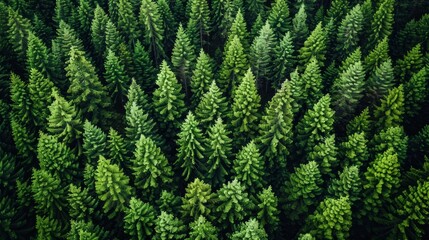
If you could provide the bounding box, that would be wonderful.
[139,0,165,64]
[26,33,51,78]
[307,135,338,176]
[404,67,427,118]
[7,7,31,63]
[346,108,372,137]
[215,179,252,226]
[396,44,424,82]
[293,4,309,50]
[339,47,362,73]
[90,5,109,57]
[230,219,268,240]
[152,61,186,131]
[10,116,36,159]
[296,95,335,156]
[10,73,32,126]
[272,32,294,89]
[190,50,214,106]
[234,141,265,193]
[226,10,249,52]
[188,216,218,240]
[364,37,389,74]
[303,196,352,240]
[250,14,264,41]
[66,47,110,124]
[95,155,132,219]
[67,220,110,240]
[131,134,173,196]
[107,128,128,166]
[76,0,94,45]
[231,69,261,144]
[132,41,157,91]
[283,161,323,220]
[181,178,215,220]
[362,148,401,217]
[219,35,249,95]
[365,58,395,105]
[212,0,243,39]
[372,126,408,164]
[195,81,229,128]
[82,120,107,165]
[243,0,264,25]
[298,22,326,67]
[54,0,74,25]
[204,118,232,187]
[117,0,140,45]
[124,197,157,239]
[298,57,324,110]
[187,0,211,49]
[105,20,123,55]
[340,132,369,168]
[28,69,55,129]
[256,186,280,234]
[171,24,196,96]
[368,0,394,51]
[176,112,206,181]
[125,78,152,114]
[156,190,182,215]
[154,211,187,240]
[373,85,404,131]
[267,0,291,40]
[336,4,363,58]
[36,215,66,239]
[250,21,276,93]
[37,132,78,182]
[67,184,97,220]
[104,49,130,105]
[328,165,362,203]
[327,0,349,25]
[331,61,365,122]
[31,169,66,219]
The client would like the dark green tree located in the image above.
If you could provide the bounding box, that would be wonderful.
[340,132,369,168]
[272,32,294,89]
[117,0,140,45]
[364,37,389,74]
[256,186,280,234]
[336,4,363,58]
[104,49,130,105]
[67,184,97,221]
[187,0,211,49]
[267,0,291,39]
[372,126,408,164]
[226,9,249,52]
[373,85,404,131]
[293,4,309,50]
[107,128,128,166]
[298,22,326,67]
[132,41,157,91]
[7,7,31,63]
[125,78,152,114]
[124,197,157,239]
[346,108,372,137]
[328,165,362,203]
[404,67,427,118]
[26,33,51,78]
[105,20,123,55]
[368,0,394,51]
[154,211,187,240]
[36,215,66,239]
[190,50,214,107]
[90,5,109,57]
[365,58,395,105]
[234,141,265,194]
[139,0,165,64]
[195,81,228,128]
[298,57,324,110]
[28,69,56,128]
[307,135,338,176]
[10,73,32,126]
[83,120,107,165]
[188,216,218,240]
[396,44,424,83]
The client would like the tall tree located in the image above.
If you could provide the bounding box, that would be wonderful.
[90,5,109,58]
[153,211,187,239]
[226,10,249,54]
[404,67,427,118]
[293,4,309,50]
[267,0,291,39]
[340,132,369,168]
[328,165,362,203]
[336,4,363,58]
[117,0,140,45]
[373,85,404,131]
[365,58,395,105]
[67,184,97,221]
[188,216,218,239]
[256,186,280,235]
[298,22,326,67]
[195,81,228,128]
[187,0,211,49]
[139,0,165,64]
[7,7,31,63]
[181,178,215,220]
[233,141,265,194]
[396,44,424,82]
[230,219,268,240]
[367,0,394,51]
[272,32,294,89]
[82,120,107,165]
[190,50,214,107]
[124,198,157,239]
[371,126,408,164]
[26,33,51,78]
[308,135,338,177]
[27,69,55,128]
[104,49,130,105]
[125,78,152,114]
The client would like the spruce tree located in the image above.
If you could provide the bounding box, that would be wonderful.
[157,0,178,54]
[340,132,369,168]
[396,44,424,82]
[10,116,36,159]
[66,47,110,124]
[67,220,110,239]
[154,211,187,240]
[267,0,291,39]
[105,20,123,55]
[256,186,280,234]
[54,0,74,25]
[132,41,157,91]
[7,7,31,63]
[404,67,427,118]
[67,184,97,221]
[76,0,94,44]
[272,32,294,89]
[364,37,389,74]
[104,49,130,105]
[176,112,206,181]
[190,50,214,106]
[204,118,232,187]
[373,85,404,131]
[293,4,309,50]
[243,0,264,25]
[82,120,107,165]
[307,135,338,176]
[107,128,128,167]
[346,108,372,137]
[298,57,324,110]
[36,215,66,239]
[328,165,362,203]
[365,58,395,105]
[171,24,196,96]
[226,10,249,52]
[234,141,265,194]
[117,0,140,45]
[230,219,268,240]
[195,81,228,128]
[95,155,132,219]
[28,69,55,128]
[298,22,326,67]
[250,14,264,41]
[368,0,394,51]
[90,5,109,57]
[187,0,211,49]
[231,68,261,145]
[26,33,51,78]
[124,197,157,239]
[125,78,152,114]
[10,72,32,127]
[336,4,363,58]
[156,190,182,215]
[181,178,215,220]
[139,0,165,64]
[188,216,218,240]
[372,126,408,164]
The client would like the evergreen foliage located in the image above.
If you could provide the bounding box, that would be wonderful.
[195,81,228,128]
[181,178,214,220]
[124,197,156,239]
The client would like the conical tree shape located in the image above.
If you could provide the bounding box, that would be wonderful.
[54,0,74,25]
[230,219,268,240]
[10,116,36,160]
[267,0,291,39]
[124,197,157,239]
[191,50,214,106]
[28,69,56,129]
[298,22,326,67]
[139,0,165,64]
[328,165,362,203]
[67,184,97,221]
[365,58,395,105]
[226,10,249,52]
[117,0,140,45]
[7,7,31,62]
[212,0,243,39]
[95,155,132,219]
[368,0,394,51]
[256,186,280,234]
[293,4,309,50]
[76,0,94,44]
[336,4,363,58]
[364,37,389,74]
[326,0,349,25]
[132,41,157,91]
[153,211,187,239]
[308,135,338,176]
[298,57,324,110]
[107,128,128,167]
[404,67,427,118]
[10,73,33,127]
[66,47,110,124]
[67,220,110,239]
[104,49,130,105]
[26,33,51,78]
[181,178,215,220]
[157,0,178,54]
[91,5,109,57]
[188,216,218,240]
[373,85,404,131]
[187,0,211,49]
[171,24,196,96]
[272,32,294,89]
[36,215,67,239]
[233,141,265,194]
[105,20,123,55]
[372,126,408,164]
[250,14,264,41]
[340,132,369,168]
[125,78,152,114]
[195,81,228,128]
[346,108,372,137]
[82,120,107,165]
[396,44,424,82]
[243,0,264,25]
[176,111,206,181]
[231,68,261,145]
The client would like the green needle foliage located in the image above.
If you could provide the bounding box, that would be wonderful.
[195,81,229,129]
[7,7,31,63]
[365,58,395,105]
[125,78,152,115]
[28,69,55,128]
[328,165,362,203]
[226,10,249,52]
[187,0,211,49]
[293,4,309,50]
[267,0,291,40]
[299,22,326,67]
[83,120,107,165]
[139,0,165,64]
[371,126,408,164]
[230,219,268,240]
[117,0,140,45]
[256,186,280,234]
[67,184,97,221]
[26,33,51,78]
[154,211,187,240]
[404,67,427,118]
[346,108,372,137]
[272,32,295,89]
[233,141,265,193]
[396,44,424,82]
[104,49,130,105]
[190,50,214,106]
[336,4,363,57]
[188,216,218,240]
[308,135,338,176]
[124,197,156,239]
[340,132,369,168]
[107,128,128,167]
[373,85,405,131]
[181,178,215,220]
[368,0,394,51]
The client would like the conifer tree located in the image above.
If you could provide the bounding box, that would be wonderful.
[187,0,211,49]
[107,128,128,166]
[331,61,365,122]
[152,61,186,131]
[307,135,338,176]
[132,41,157,91]
[10,73,32,126]
[267,0,291,39]
[327,0,349,25]
[188,216,218,240]
[372,126,408,164]
[66,47,110,124]
[404,67,427,118]
[139,0,165,64]
[68,184,97,221]
[76,0,93,44]
[296,95,335,156]
[272,32,294,89]
[7,7,31,62]
[219,35,249,95]
[82,120,107,165]
[250,14,264,41]
[250,21,276,92]
[90,5,109,57]
[283,161,323,220]
[364,37,389,74]
[304,196,352,240]
[124,197,157,239]
[243,0,264,25]
[10,116,36,160]
[373,85,404,131]
[298,57,324,109]
[215,179,252,226]
[95,155,132,219]
[105,20,123,55]
[226,10,249,52]
[339,47,362,73]
[204,118,232,187]
[365,58,395,105]
[230,219,268,240]
[28,69,55,128]
[298,22,326,67]
[336,4,363,57]
[131,134,173,195]
[181,178,215,220]
[190,50,214,106]
[172,24,196,95]
[212,0,243,39]
[396,44,424,82]
[36,215,66,239]
[340,132,369,168]
[157,0,177,54]
[125,79,152,114]
[195,81,228,128]
[31,169,66,219]
[231,69,261,145]
[54,0,74,26]
[346,108,372,137]
[176,112,206,181]
[26,33,51,78]
[117,0,140,45]
[256,186,280,234]
[362,148,401,217]
[368,0,394,51]
[104,49,130,105]
[108,0,119,23]
[328,165,362,203]
[154,211,187,240]
[156,190,182,215]
[293,4,309,50]
[67,220,110,239]
[234,141,265,193]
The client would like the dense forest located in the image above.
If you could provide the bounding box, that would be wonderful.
[1,0,429,239]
